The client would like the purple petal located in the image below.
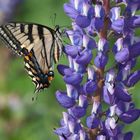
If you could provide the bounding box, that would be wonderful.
[83,80,97,95]
[62,112,76,125]
[64,45,79,58]
[115,0,123,3]
[115,48,129,63]
[103,86,115,105]
[124,70,140,87]
[79,95,88,108]
[70,106,86,118]
[124,132,133,140]
[54,126,70,137]
[67,30,83,46]
[86,19,95,36]
[96,135,106,140]
[86,115,100,129]
[87,38,97,50]
[114,85,131,102]
[111,18,124,33]
[70,0,83,13]
[73,31,83,46]
[56,91,76,108]
[83,35,96,50]
[129,42,140,59]
[95,4,105,18]
[105,117,118,137]
[87,6,95,20]
[116,101,126,115]
[128,102,135,110]
[64,72,82,85]
[94,18,104,31]
[79,130,89,140]
[113,38,123,54]
[116,63,131,81]
[98,38,109,53]
[76,50,93,65]
[105,69,116,83]
[125,1,140,12]
[64,3,78,19]
[67,120,81,134]
[94,52,108,68]
[91,101,101,114]
[110,7,121,22]
[132,15,140,28]
[119,109,140,124]
[87,67,96,80]
[57,64,73,76]
[76,15,91,28]
[77,65,87,74]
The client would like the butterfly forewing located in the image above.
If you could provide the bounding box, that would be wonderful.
[0,22,63,92]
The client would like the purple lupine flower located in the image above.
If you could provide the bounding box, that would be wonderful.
[55,0,140,139]
[0,0,21,24]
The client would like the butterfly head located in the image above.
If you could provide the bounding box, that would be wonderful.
[55,25,62,35]
[55,25,67,38]
[35,71,54,93]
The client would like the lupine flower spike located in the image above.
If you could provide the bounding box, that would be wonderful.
[55,0,140,139]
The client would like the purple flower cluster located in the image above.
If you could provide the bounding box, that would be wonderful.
[55,0,140,139]
[0,0,21,24]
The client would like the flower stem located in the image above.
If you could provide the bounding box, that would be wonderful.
[99,0,110,39]
[94,0,110,105]
[90,0,110,139]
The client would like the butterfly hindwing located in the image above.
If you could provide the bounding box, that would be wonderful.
[24,50,52,92]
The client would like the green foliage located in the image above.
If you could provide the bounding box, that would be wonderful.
[0,0,139,140]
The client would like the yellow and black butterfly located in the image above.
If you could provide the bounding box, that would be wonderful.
[0,22,63,92]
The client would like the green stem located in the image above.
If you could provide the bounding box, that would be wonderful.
[89,0,110,139]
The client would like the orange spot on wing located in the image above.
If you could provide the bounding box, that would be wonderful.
[24,56,29,61]
[29,52,33,57]
[24,52,33,61]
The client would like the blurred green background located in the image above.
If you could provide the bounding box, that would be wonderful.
[0,0,139,140]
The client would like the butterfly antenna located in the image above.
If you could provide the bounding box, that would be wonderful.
[50,13,57,27]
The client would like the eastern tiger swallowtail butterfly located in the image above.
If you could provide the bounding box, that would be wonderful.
[0,22,63,92]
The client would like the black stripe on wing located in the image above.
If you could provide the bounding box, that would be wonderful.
[20,24,25,33]
[0,26,22,55]
[37,26,50,68]
[27,24,33,43]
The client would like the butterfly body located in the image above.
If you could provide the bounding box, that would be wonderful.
[0,22,62,92]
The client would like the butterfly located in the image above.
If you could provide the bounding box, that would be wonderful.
[0,22,63,92]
